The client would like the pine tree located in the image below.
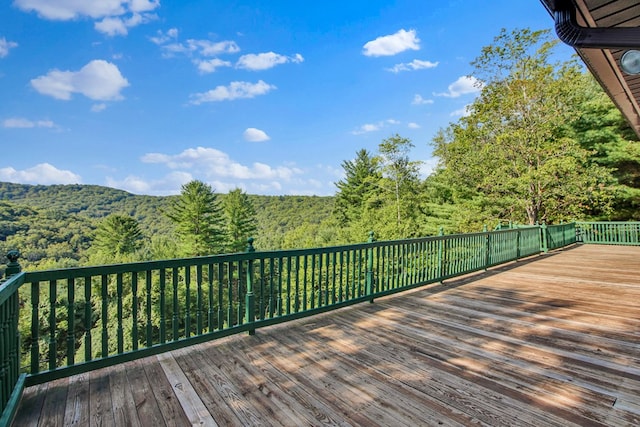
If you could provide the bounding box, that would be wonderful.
[222,188,257,252]
[166,180,224,256]
[93,214,143,257]
[334,149,381,226]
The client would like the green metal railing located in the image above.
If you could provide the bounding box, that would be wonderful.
[1,223,580,425]
[576,221,640,245]
[0,273,26,427]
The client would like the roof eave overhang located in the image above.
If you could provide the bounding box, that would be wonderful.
[542,0,640,139]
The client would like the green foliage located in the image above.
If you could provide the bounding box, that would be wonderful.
[334,149,381,226]
[222,188,257,253]
[93,214,144,258]
[166,180,225,256]
[569,75,640,219]
[432,28,615,225]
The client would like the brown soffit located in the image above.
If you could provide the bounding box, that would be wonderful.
[541,0,640,139]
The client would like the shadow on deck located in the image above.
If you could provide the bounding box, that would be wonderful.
[12,244,640,426]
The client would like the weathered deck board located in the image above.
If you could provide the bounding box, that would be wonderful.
[12,244,640,426]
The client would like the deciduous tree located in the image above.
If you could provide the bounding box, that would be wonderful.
[432,28,614,225]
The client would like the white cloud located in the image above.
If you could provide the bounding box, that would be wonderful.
[2,117,55,128]
[386,59,438,73]
[91,103,107,112]
[194,58,232,74]
[106,171,193,195]
[412,94,434,105]
[152,32,240,58]
[14,0,159,35]
[363,29,420,57]
[141,146,302,181]
[419,157,439,178]
[351,122,382,135]
[94,12,154,36]
[189,80,275,104]
[243,128,270,142]
[408,122,420,129]
[351,118,401,135]
[0,37,18,58]
[434,75,483,98]
[30,59,129,101]
[236,52,304,71]
[0,163,81,184]
[187,39,240,56]
[149,28,178,45]
[450,104,472,117]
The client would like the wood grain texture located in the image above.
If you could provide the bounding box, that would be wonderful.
[12,245,640,426]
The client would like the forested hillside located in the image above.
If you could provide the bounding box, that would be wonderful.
[0,182,335,271]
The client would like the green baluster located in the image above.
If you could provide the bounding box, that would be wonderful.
[302,255,308,311]
[245,238,256,335]
[159,269,166,344]
[48,279,56,371]
[67,277,75,366]
[101,275,108,357]
[172,268,179,340]
[30,281,40,374]
[294,256,300,312]
[338,251,344,303]
[84,276,92,362]
[196,264,203,335]
[185,267,191,338]
[146,271,152,346]
[217,263,224,330]
[131,272,138,351]
[366,231,375,302]
[116,273,123,354]
[286,257,291,314]
[259,259,266,319]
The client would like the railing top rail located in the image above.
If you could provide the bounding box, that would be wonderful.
[577,221,640,224]
[0,272,25,306]
[22,226,553,282]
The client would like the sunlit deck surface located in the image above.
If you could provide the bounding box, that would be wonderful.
[12,244,640,426]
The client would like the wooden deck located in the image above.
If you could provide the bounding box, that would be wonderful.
[12,244,640,426]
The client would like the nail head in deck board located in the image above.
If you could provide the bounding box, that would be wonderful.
[10,245,640,426]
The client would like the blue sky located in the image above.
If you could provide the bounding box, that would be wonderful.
[0,0,574,196]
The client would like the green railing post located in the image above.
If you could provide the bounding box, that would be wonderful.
[540,223,549,253]
[366,231,375,303]
[437,227,444,282]
[4,250,21,278]
[245,238,256,335]
[484,229,491,270]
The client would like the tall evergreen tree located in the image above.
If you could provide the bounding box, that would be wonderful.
[334,149,381,226]
[166,180,224,256]
[222,188,257,252]
[570,74,640,219]
[93,214,143,257]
